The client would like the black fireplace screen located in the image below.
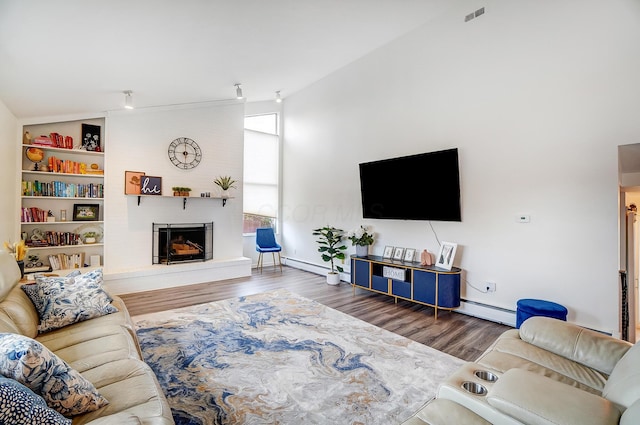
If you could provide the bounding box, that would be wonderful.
[152,222,213,265]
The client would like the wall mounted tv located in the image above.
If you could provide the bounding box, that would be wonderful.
[359,148,461,221]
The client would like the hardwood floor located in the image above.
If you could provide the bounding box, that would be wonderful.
[120,266,511,362]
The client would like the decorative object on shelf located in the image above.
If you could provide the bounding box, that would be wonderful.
[140,176,162,195]
[73,204,99,221]
[404,248,416,263]
[420,249,433,266]
[23,131,31,144]
[82,232,97,244]
[383,246,394,258]
[168,137,202,169]
[213,176,237,198]
[25,147,45,171]
[124,171,145,195]
[435,241,458,270]
[347,225,374,257]
[171,187,192,197]
[60,210,67,222]
[312,226,347,285]
[46,210,55,222]
[392,247,405,261]
[74,224,103,244]
[81,123,101,151]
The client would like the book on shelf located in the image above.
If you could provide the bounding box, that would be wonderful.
[22,180,104,198]
[48,252,85,271]
[23,265,52,274]
[25,231,81,247]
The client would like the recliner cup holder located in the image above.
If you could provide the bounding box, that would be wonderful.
[474,370,498,382]
[461,381,487,395]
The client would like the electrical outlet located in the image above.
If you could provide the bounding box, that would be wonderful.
[486,282,496,292]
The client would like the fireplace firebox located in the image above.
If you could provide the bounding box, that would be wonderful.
[152,222,213,265]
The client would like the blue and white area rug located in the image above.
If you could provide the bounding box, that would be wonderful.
[135,289,464,425]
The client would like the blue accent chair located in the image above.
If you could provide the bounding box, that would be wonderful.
[256,227,282,273]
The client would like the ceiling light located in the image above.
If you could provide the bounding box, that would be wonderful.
[123,90,134,109]
[235,84,243,100]
[275,91,282,103]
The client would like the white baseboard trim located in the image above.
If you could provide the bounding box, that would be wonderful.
[282,257,349,282]
[104,257,252,295]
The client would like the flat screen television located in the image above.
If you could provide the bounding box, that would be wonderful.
[359,148,461,221]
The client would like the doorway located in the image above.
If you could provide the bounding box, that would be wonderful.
[618,143,640,342]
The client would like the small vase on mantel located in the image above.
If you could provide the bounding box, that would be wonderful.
[356,245,369,257]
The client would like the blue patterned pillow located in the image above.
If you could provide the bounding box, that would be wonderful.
[0,376,71,424]
[0,333,108,416]
[21,269,118,333]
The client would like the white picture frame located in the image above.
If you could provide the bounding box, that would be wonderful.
[383,246,394,258]
[403,248,416,263]
[392,247,405,260]
[435,242,458,270]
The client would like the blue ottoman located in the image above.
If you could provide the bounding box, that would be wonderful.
[516,298,567,328]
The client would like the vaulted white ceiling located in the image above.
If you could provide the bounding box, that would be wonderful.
[0,0,450,119]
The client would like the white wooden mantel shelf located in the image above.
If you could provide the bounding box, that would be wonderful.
[127,194,233,209]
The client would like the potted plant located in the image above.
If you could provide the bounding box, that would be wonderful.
[213,176,237,198]
[312,226,347,285]
[83,232,98,244]
[172,187,192,196]
[347,225,374,257]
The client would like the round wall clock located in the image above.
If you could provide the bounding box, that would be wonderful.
[168,137,202,169]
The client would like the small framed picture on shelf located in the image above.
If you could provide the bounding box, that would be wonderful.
[435,241,458,270]
[73,204,100,221]
[81,124,101,151]
[140,176,162,195]
[124,171,145,195]
[392,247,405,261]
[383,246,394,258]
[404,248,416,263]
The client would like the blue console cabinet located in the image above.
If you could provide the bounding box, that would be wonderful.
[350,255,461,319]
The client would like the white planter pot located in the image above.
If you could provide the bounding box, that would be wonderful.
[356,245,368,257]
[326,272,341,285]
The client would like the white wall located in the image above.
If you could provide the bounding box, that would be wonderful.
[281,0,640,333]
[0,100,17,244]
[104,101,251,293]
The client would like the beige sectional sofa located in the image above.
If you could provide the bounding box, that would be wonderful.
[0,251,174,424]
[403,316,640,425]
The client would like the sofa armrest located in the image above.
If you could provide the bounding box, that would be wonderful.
[487,368,621,425]
[519,317,632,374]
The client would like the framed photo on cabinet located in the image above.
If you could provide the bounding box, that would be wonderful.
[383,246,394,258]
[404,248,416,263]
[392,247,405,261]
[435,241,457,270]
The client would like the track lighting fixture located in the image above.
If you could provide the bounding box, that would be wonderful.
[235,84,243,100]
[123,90,134,109]
[275,91,282,103]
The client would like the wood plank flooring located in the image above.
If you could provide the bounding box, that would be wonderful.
[120,266,511,362]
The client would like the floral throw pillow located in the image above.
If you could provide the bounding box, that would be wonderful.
[21,269,118,333]
[0,333,108,416]
[0,376,71,424]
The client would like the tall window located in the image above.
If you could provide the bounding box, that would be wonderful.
[243,113,279,233]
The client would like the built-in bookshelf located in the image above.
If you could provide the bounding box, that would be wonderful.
[19,117,105,274]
